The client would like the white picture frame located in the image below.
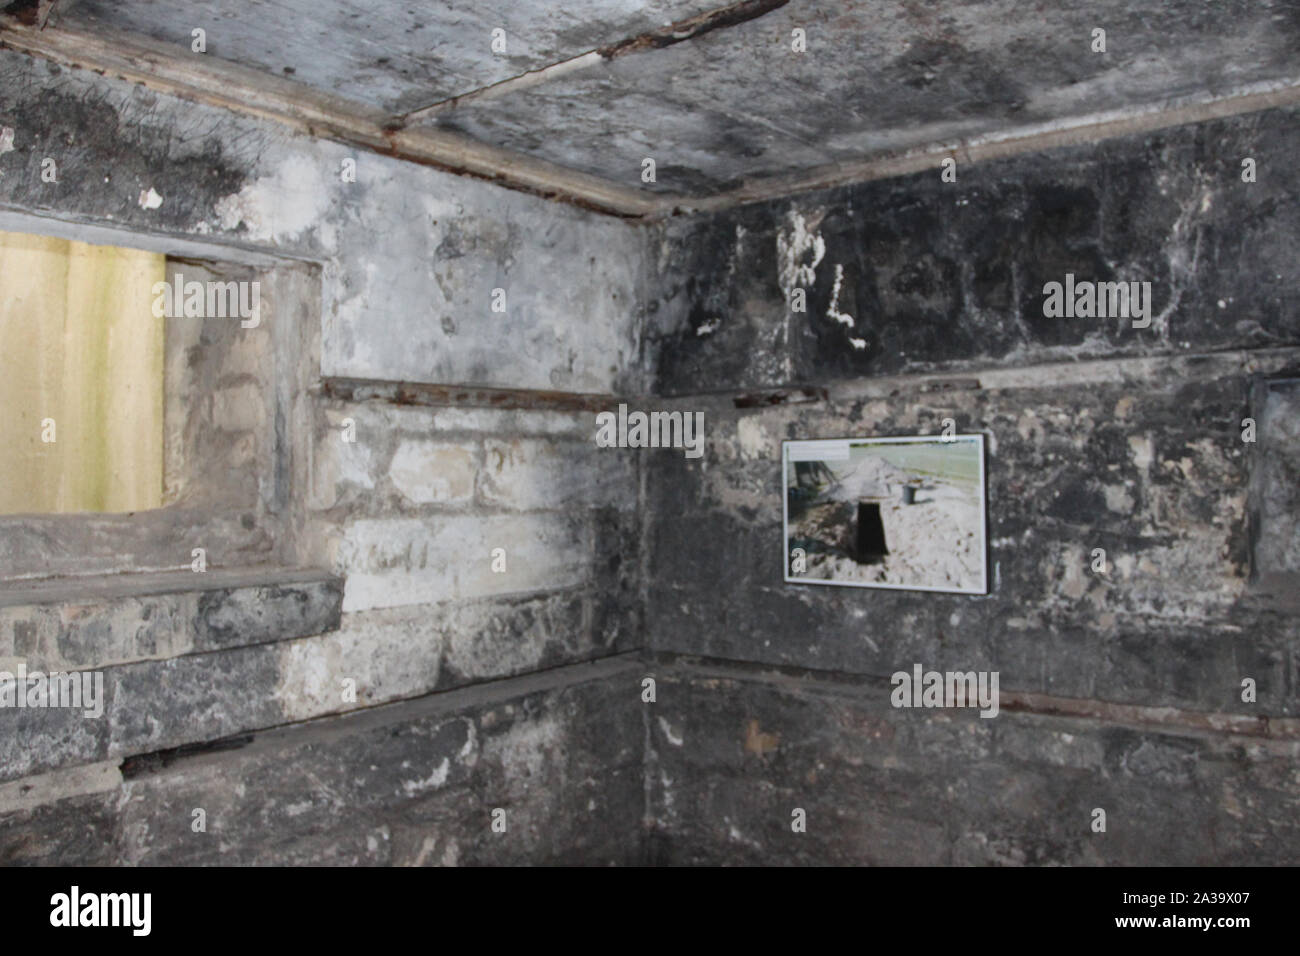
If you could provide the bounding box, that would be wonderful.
[782,434,988,594]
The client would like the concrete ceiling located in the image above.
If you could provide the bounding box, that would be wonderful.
[431,0,1300,197]
[13,0,1300,211]
[57,0,727,114]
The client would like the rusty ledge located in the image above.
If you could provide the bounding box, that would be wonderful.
[321,376,619,413]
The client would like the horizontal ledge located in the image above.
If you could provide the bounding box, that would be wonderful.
[647,652,1300,744]
[119,652,646,780]
[667,78,1300,216]
[649,346,1300,406]
[0,652,643,801]
[320,376,618,413]
[0,566,339,608]
[0,207,323,267]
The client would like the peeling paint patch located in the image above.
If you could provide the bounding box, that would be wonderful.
[213,156,330,243]
[736,417,768,459]
[775,208,824,295]
[1104,483,1134,512]
[402,757,450,795]
[137,187,163,210]
[483,712,561,783]
[827,263,854,327]
[1128,434,1154,474]
[0,127,14,155]
[657,716,684,747]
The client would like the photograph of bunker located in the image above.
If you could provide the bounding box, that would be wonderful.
[784,436,986,593]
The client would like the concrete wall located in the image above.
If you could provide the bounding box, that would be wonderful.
[0,51,647,395]
[646,107,1300,390]
[642,105,1300,864]
[0,48,648,864]
[2,657,645,866]
[305,398,641,707]
[645,660,1300,866]
[3,41,1299,867]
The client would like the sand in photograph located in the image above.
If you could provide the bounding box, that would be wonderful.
[786,438,984,591]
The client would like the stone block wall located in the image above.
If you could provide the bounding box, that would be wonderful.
[640,105,1300,864]
[0,47,649,865]
[2,44,1298,866]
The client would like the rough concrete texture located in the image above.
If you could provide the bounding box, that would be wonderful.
[0,570,342,782]
[0,568,342,671]
[647,106,1300,392]
[645,661,1300,865]
[0,47,649,864]
[310,400,638,613]
[1253,378,1300,574]
[306,397,641,673]
[59,0,724,114]
[0,657,646,865]
[635,103,1300,864]
[0,50,648,395]
[644,353,1300,717]
[640,114,1300,727]
[0,382,642,783]
[433,0,1300,195]
[2,24,1300,866]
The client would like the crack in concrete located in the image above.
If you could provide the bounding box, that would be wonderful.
[395,0,789,127]
[598,0,788,58]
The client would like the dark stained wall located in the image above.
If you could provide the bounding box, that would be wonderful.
[642,105,1300,864]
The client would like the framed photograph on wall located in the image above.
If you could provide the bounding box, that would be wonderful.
[783,435,987,594]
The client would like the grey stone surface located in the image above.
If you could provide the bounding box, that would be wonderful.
[639,108,1300,724]
[647,106,1300,393]
[0,570,342,670]
[624,99,1300,866]
[0,703,109,785]
[0,657,646,866]
[0,49,647,395]
[0,47,648,809]
[195,577,344,651]
[0,571,342,781]
[643,362,1300,716]
[434,0,1300,195]
[61,0,723,114]
[0,791,121,867]
[1,579,642,783]
[644,661,1300,865]
[1253,378,1300,574]
[1,17,1298,867]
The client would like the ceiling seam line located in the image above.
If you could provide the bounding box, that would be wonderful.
[392,0,790,128]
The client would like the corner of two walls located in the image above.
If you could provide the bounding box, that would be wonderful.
[0,49,649,864]
[6,42,1298,866]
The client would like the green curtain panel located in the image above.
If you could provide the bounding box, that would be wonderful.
[0,230,166,514]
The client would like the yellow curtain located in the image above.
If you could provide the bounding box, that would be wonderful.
[0,231,165,514]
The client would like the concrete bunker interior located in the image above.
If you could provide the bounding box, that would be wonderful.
[1,0,1298,867]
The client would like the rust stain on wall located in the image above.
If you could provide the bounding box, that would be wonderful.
[744,718,780,756]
